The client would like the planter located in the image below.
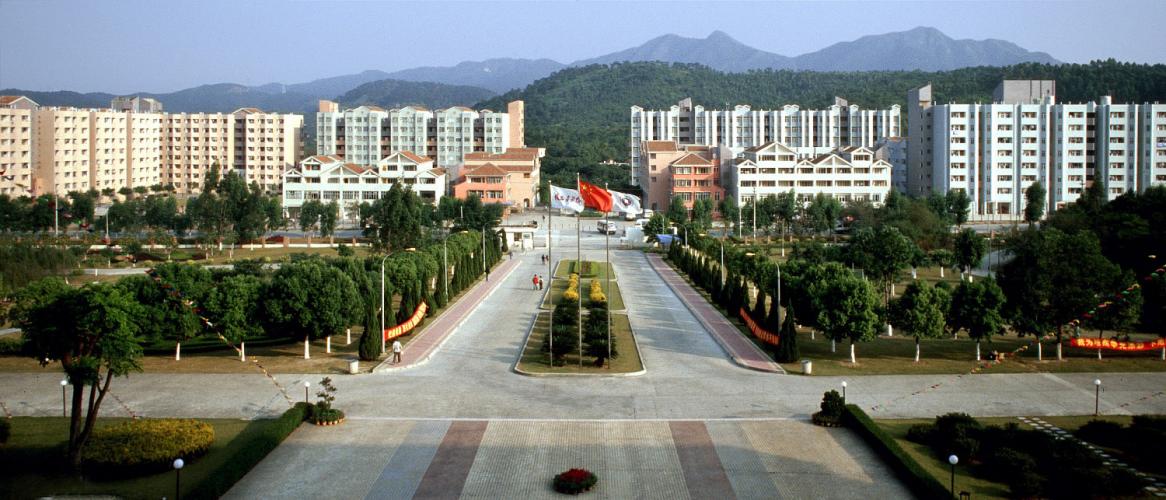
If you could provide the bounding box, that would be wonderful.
[312,409,345,426]
[553,468,598,495]
[812,411,844,427]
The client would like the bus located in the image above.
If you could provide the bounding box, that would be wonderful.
[596,220,618,234]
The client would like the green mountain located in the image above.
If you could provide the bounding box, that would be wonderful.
[336,79,496,109]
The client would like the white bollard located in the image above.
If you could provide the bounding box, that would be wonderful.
[304,338,310,360]
[346,328,351,345]
[326,336,331,354]
[175,342,181,361]
[240,342,246,362]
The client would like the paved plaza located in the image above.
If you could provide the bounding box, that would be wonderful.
[2,223,1165,498]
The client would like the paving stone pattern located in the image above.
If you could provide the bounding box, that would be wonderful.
[1018,416,1166,497]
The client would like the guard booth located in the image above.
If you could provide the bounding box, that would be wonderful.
[500,226,536,251]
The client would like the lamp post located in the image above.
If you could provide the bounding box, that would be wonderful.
[173,458,185,500]
[442,229,449,304]
[841,380,847,403]
[60,379,68,417]
[947,454,959,499]
[303,380,310,404]
[1094,378,1101,416]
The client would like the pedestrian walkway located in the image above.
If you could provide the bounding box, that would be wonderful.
[224,418,910,500]
[1019,416,1166,497]
[646,253,784,373]
[376,257,521,372]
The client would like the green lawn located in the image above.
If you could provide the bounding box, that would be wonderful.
[874,415,1145,500]
[0,416,286,499]
[540,277,625,311]
[517,311,642,374]
[553,259,617,280]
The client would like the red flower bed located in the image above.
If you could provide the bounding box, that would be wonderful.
[553,468,598,495]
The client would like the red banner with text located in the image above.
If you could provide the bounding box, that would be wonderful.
[738,307,780,346]
[1069,337,1166,352]
[384,302,429,342]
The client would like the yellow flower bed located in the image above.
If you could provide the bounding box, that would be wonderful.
[82,418,215,476]
[589,279,606,304]
[564,273,581,301]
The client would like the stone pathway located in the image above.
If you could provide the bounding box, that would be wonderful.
[1019,416,1166,497]
[376,257,521,372]
[225,418,911,499]
[646,253,783,373]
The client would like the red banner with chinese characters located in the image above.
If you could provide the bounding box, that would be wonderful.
[739,307,780,346]
[1070,337,1166,352]
[384,302,429,341]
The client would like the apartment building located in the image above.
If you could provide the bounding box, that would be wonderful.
[0,96,38,195]
[909,81,1166,220]
[453,147,544,209]
[89,109,131,193]
[34,107,93,194]
[637,140,726,215]
[128,112,163,189]
[111,96,163,113]
[163,112,235,193]
[316,100,526,170]
[629,97,900,187]
[281,152,446,223]
[725,142,892,207]
[232,108,303,193]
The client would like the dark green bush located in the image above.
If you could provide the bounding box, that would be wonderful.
[905,423,932,444]
[1075,419,1126,448]
[0,417,9,444]
[981,447,1036,484]
[81,419,214,477]
[0,337,23,355]
[1132,415,1166,432]
[185,403,307,499]
[927,412,982,459]
[819,390,845,419]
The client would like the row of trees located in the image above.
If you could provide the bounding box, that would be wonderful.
[12,226,505,466]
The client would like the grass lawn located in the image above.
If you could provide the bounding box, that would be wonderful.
[553,259,617,280]
[0,274,488,375]
[0,416,285,500]
[874,415,1146,500]
[195,244,371,265]
[516,311,642,374]
[540,277,625,311]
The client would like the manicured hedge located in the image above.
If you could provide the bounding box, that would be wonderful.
[82,419,215,477]
[841,404,950,499]
[185,403,309,499]
[0,417,9,444]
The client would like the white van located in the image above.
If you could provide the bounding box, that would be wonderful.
[596,220,618,234]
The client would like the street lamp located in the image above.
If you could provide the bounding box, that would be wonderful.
[840,381,848,403]
[947,454,959,498]
[303,380,311,404]
[173,458,185,500]
[1094,379,1102,416]
[60,379,68,417]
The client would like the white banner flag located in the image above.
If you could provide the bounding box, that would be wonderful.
[608,189,642,215]
[550,185,584,212]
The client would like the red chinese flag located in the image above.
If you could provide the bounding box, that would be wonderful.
[578,180,613,212]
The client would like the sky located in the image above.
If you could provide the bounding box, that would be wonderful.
[1,0,1164,94]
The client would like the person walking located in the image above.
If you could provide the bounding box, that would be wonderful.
[538,275,544,290]
[391,339,402,364]
[532,273,539,290]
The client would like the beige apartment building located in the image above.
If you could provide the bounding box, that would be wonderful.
[0,95,304,197]
[0,96,38,195]
[455,147,545,209]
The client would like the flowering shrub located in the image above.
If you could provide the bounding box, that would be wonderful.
[589,279,606,305]
[564,273,581,301]
[82,419,214,476]
[553,467,598,494]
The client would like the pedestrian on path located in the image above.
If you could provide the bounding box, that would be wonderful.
[532,273,539,290]
[538,275,544,290]
[392,340,402,363]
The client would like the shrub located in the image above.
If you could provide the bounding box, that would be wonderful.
[927,412,982,460]
[981,446,1036,484]
[82,419,215,476]
[1075,419,1126,448]
[905,423,932,444]
[553,468,597,494]
[313,377,344,424]
[0,417,9,444]
[0,337,23,355]
[819,390,845,419]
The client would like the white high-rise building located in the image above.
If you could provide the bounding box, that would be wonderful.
[316,100,524,172]
[630,97,901,186]
[910,81,1166,220]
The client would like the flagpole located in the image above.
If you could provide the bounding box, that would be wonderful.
[605,182,611,367]
[576,173,582,368]
[547,189,553,367]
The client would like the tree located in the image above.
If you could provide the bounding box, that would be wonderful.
[888,282,948,362]
[946,189,971,227]
[319,201,339,241]
[953,228,987,279]
[773,304,800,363]
[20,283,144,466]
[264,259,361,359]
[666,195,688,227]
[359,297,381,361]
[929,249,956,279]
[1085,282,1141,360]
[948,279,1006,360]
[643,212,667,243]
[583,304,616,366]
[1024,181,1046,224]
[805,192,842,238]
[361,184,423,252]
[203,274,264,345]
[690,198,713,232]
[812,268,880,363]
[847,226,914,304]
[299,199,322,238]
[718,197,738,236]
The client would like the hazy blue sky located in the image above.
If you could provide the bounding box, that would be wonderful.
[1,0,1164,94]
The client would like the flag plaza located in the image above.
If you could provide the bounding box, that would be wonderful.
[545,180,641,367]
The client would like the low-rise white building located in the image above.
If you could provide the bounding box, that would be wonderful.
[282,152,446,224]
[725,142,892,206]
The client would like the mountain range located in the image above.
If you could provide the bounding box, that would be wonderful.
[3,27,1061,117]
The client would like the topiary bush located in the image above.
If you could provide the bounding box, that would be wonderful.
[82,419,214,477]
[0,417,9,445]
[313,377,344,425]
[553,468,597,495]
[812,390,845,426]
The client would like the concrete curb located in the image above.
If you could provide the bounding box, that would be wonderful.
[647,254,785,374]
[373,258,521,374]
[512,260,647,378]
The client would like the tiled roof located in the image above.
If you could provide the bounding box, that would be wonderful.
[464,163,508,177]
[399,151,431,163]
[671,152,713,166]
[464,149,540,162]
[343,163,371,174]
[745,142,775,153]
[643,140,678,152]
[232,107,264,114]
[308,154,343,163]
